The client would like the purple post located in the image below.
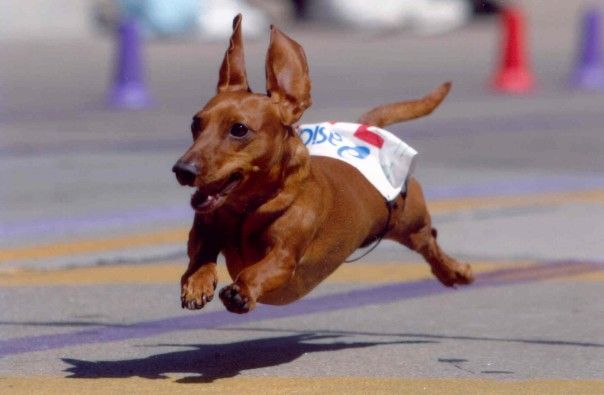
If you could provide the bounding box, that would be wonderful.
[107,19,152,109]
[570,7,604,90]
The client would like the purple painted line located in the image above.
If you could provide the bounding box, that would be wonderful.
[424,174,604,200]
[0,138,187,158]
[3,175,604,241]
[0,206,192,239]
[0,104,108,125]
[2,110,604,158]
[1,260,602,358]
[391,110,604,140]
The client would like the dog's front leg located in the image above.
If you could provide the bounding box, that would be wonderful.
[219,247,296,314]
[181,217,220,310]
[181,262,218,310]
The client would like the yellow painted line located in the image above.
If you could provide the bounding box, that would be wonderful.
[428,188,604,214]
[326,261,512,283]
[2,188,602,264]
[551,270,604,282]
[0,227,188,262]
[0,262,518,287]
[0,262,185,286]
[0,377,602,395]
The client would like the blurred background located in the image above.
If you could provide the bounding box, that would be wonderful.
[2,0,604,388]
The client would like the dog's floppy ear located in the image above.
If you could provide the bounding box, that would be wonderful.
[217,14,250,93]
[265,26,312,125]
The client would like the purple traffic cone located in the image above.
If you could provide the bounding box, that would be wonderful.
[570,7,604,90]
[107,18,152,109]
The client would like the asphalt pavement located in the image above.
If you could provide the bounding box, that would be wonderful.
[1,2,604,393]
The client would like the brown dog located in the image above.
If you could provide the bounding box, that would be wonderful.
[172,15,473,314]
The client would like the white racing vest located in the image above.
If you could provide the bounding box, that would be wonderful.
[297,122,418,201]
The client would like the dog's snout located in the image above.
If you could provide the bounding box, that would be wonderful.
[172,160,198,186]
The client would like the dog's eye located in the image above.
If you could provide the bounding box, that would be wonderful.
[191,117,202,139]
[229,123,249,138]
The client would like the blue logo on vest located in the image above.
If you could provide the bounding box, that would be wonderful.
[337,145,370,159]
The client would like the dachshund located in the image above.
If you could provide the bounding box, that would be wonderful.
[172,14,473,314]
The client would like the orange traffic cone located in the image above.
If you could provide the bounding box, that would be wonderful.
[492,7,535,93]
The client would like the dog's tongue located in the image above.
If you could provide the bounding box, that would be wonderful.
[191,191,225,213]
[191,191,209,209]
[190,173,242,213]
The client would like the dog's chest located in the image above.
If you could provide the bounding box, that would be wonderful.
[219,223,269,279]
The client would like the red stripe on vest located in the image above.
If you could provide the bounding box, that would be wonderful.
[353,124,384,148]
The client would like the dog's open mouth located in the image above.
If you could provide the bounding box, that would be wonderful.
[191,172,243,213]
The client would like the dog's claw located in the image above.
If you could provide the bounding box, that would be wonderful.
[181,290,211,310]
[219,283,254,314]
[181,294,211,310]
[181,268,217,311]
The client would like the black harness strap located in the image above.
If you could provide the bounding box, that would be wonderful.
[344,199,396,263]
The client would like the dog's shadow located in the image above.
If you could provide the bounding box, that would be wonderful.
[63,333,432,383]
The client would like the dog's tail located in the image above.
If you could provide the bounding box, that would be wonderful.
[357,82,451,128]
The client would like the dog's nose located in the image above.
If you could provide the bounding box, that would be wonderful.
[172,160,198,186]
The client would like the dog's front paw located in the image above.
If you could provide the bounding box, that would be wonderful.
[219,283,255,314]
[181,266,218,310]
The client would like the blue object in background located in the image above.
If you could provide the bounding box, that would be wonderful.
[107,18,153,109]
[118,0,199,37]
[570,7,604,90]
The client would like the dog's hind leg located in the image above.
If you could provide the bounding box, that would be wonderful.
[401,223,474,287]
[387,178,474,287]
